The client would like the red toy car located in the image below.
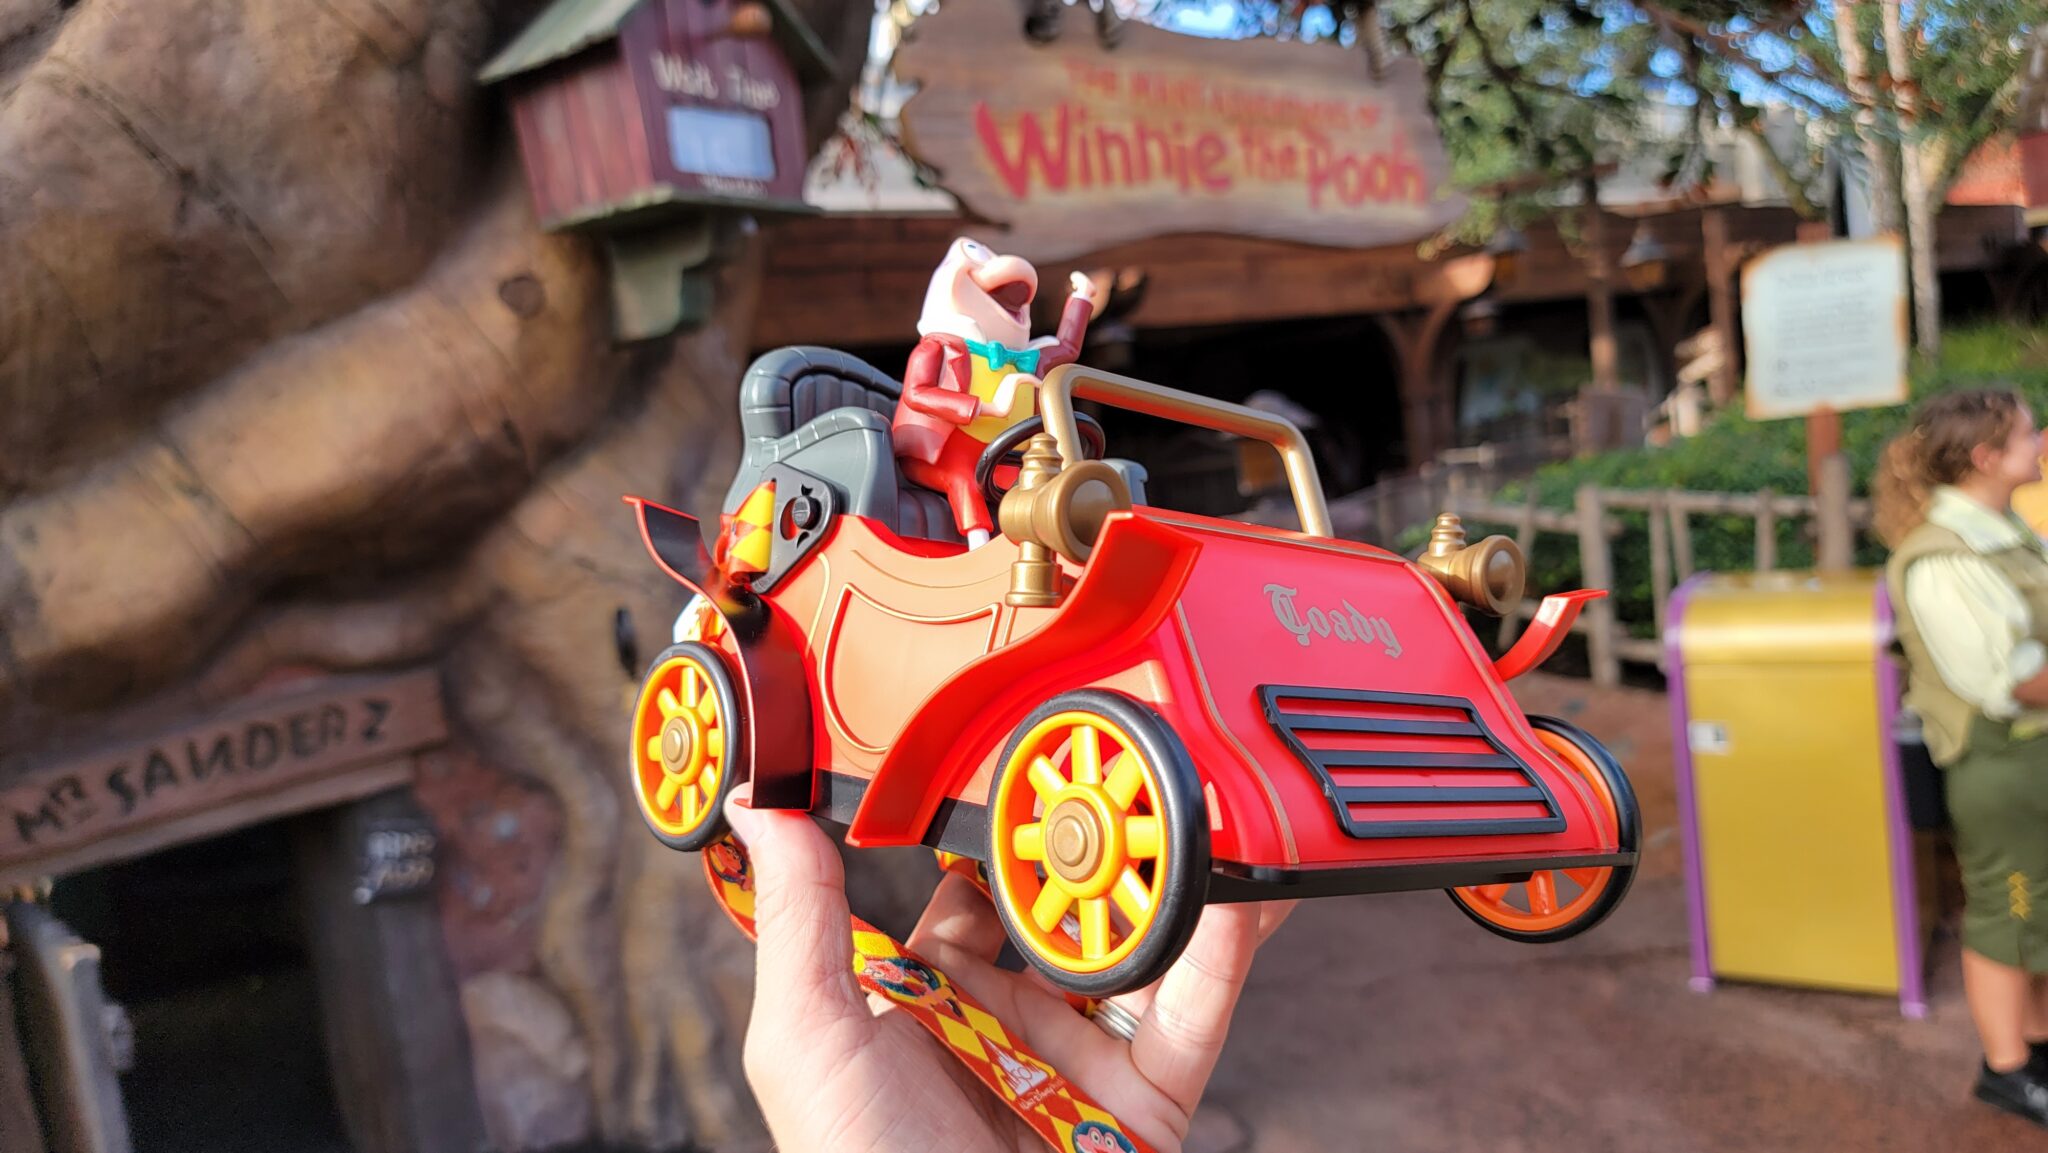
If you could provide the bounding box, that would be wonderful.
[627,354,1638,996]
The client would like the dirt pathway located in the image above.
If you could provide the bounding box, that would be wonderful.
[1196,674,2036,1152]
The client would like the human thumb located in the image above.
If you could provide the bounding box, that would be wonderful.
[723,783,866,1024]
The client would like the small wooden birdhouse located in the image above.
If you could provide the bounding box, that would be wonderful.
[480,0,834,339]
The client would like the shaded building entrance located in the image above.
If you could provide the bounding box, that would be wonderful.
[0,671,482,1153]
[50,821,350,1153]
[812,311,1404,524]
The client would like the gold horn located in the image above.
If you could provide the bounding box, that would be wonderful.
[999,433,1133,606]
[1415,513,1525,617]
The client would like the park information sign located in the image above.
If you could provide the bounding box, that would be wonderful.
[894,5,1465,260]
[1742,237,1909,420]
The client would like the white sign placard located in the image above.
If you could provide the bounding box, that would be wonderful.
[1742,237,1909,420]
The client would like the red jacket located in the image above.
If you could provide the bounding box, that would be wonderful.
[891,296,1093,466]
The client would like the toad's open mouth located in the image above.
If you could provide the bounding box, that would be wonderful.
[987,278,1033,322]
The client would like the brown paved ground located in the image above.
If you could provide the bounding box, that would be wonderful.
[1195,673,2048,1153]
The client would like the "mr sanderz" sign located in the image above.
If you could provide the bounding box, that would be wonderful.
[895,5,1465,260]
[0,670,445,878]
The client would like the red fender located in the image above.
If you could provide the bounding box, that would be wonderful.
[845,513,1204,848]
[1493,589,1607,682]
[627,496,817,810]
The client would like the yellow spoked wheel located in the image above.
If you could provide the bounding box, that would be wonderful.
[987,691,1208,997]
[631,642,745,851]
[1448,715,1638,943]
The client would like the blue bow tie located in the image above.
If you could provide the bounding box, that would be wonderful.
[965,339,1041,375]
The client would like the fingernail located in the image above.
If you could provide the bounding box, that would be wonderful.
[724,782,758,836]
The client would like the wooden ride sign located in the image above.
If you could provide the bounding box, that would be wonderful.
[0,670,446,886]
[894,5,1465,261]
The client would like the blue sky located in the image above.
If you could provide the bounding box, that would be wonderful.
[1161,0,1239,35]
[1148,1,1850,114]
[1157,0,1341,39]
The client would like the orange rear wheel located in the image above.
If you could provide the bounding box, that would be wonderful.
[1449,716,1638,943]
[631,642,744,851]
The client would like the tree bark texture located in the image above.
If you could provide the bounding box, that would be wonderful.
[0,2,895,1149]
[1833,0,1900,237]
[1880,0,1941,359]
[1582,180,1619,394]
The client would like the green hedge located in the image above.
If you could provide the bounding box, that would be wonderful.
[1435,323,2048,638]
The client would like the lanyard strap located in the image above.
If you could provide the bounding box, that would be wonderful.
[702,833,1157,1153]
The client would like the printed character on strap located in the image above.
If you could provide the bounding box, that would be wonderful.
[706,840,751,889]
[861,954,965,1021]
[891,237,1101,547]
[1069,1120,1139,1153]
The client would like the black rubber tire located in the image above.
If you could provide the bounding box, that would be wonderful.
[985,690,1211,997]
[1448,714,1640,944]
[632,641,747,852]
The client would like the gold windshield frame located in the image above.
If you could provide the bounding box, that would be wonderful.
[1036,364,1333,538]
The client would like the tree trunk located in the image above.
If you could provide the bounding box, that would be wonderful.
[1882,0,1941,359]
[0,2,886,1150]
[1358,0,1392,77]
[1702,208,1741,407]
[2020,26,2048,133]
[1584,178,1619,393]
[1835,0,1900,236]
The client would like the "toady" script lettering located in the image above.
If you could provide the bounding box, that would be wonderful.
[1264,584,1402,658]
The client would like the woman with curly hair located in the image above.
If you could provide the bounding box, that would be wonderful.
[1880,388,2048,1126]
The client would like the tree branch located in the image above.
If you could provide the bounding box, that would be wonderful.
[1457,0,1592,169]
[1639,1,1848,105]
[1740,118,1824,220]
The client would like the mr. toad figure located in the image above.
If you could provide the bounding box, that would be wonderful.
[892,238,1100,546]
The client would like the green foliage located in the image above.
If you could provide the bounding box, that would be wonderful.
[1470,323,2048,635]
[1908,1,2042,184]
[1381,0,1657,241]
[1518,346,1601,396]
[1141,1,1665,242]
[1135,2,2039,237]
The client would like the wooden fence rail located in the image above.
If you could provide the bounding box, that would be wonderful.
[1305,458,1873,686]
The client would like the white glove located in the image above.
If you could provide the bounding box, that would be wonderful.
[1070,271,1103,316]
[982,373,1038,418]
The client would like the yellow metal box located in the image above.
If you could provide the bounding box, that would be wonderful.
[1666,570,1926,1016]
